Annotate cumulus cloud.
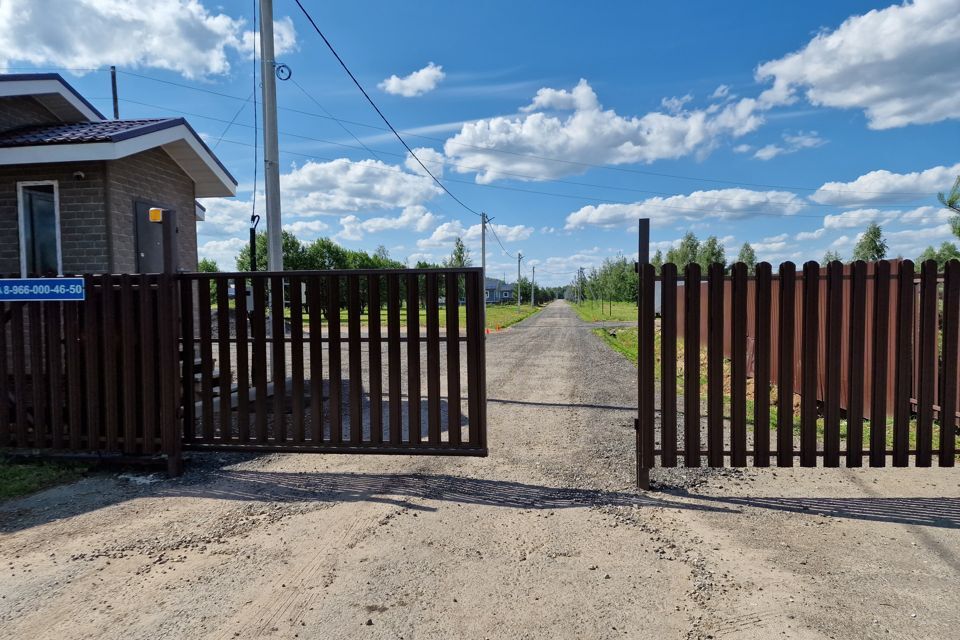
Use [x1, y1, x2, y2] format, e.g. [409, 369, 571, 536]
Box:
[280, 158, 442, 214]
[416, 220, 532, 250]
[564, 188, 805, 230]
[198, 237, 248, 268]
[823, 208, 899, 229]
[444, 79, 766, 184]
[283, 220, 329, 238]
[753, 131, 826, 161]
[337, 206, 441, 242]
[810, 162, 960, 206]
[755, 0, 960, 128]
[404, 147, 445, 177]
[379, 62, 445, 97]
[0, 0, 296, 79]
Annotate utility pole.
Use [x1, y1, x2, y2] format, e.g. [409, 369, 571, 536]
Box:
[259, 0, 283, 272]
[110, 66, 119, 119]
[531, 265, 536, 307]
[516, 252, 523, 312]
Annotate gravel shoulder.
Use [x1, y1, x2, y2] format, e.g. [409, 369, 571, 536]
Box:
[1, 300, 958, 639]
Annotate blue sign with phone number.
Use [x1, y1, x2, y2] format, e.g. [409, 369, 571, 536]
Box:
[0, 277, 86, 301]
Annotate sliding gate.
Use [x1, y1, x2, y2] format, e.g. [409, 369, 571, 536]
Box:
[179, 268, 487, 457]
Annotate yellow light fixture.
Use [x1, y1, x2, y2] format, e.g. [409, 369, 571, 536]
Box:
[148, 207, 164, 223]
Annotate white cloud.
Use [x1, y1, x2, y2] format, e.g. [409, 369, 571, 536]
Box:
[0, 0, 296, 79]
[899, 205, 954, 225]
[337, 206, 441, 242]
[733, 144, 753, 154]
[280, 158, 441, 214]
[283, 220, 329, 238]
[564, 188, 805, 229]
[753, 131, 826, 161]
[198, 237, 248, 269]
[379, 62, 445, 97]
[795, 228, 826, 241]
[810, 162, 960, 206]
[885, 224, 957, 257]
[444, 79, 766, 183]
[823, 208, 899, 229]
[404, 147, 445, 177]
[416, 220, 532, 250]
[660, 94, 693, 114]
[239, 16, 299, 58]
[711, 85, 731, 100]
[755, 0, 960, 128]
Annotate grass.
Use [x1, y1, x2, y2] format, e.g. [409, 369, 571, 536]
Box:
[572, 300, 638, 323]
[594, 326, 960, 454]
[265, 303, 542, 331]
[0, 458, 87, 501]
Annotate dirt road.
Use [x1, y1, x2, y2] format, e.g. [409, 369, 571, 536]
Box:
[2, 300, 958, 639]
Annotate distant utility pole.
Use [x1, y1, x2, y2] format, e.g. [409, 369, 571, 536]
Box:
[516, 252, 523, 312]
[259, 0, 283, 272]
[531, 265, 536, 307]
[110, 66, 119, 119]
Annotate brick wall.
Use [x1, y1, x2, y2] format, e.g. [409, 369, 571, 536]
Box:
[0, 162, 109, 274]
[0, 96, 57, 132]
[108, 147, 198, 272]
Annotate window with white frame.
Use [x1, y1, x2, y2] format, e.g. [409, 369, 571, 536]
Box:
[18, 181, 61, 277]
[485, 290, 490, 299]
[502, 290, 510, 299]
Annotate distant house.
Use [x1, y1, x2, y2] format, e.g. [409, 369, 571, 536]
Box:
[0, 73, 236, 276]
[485, 277, 515, 303]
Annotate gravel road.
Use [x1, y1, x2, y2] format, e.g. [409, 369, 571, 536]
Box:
[1, 300, 958, 639]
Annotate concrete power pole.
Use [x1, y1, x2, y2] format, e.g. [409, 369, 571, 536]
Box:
[259, 0, 283, 272]
[516, 252, 523, 312]
[531, 266, 536, 307]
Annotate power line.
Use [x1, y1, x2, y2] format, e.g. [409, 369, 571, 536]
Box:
[112, 68, 938, 198]
[291, 0, 481, 218]
[290, 77, 383, 161]
[211, 90, 254, 149]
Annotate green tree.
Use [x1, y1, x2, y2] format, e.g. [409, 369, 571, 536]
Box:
[736, 242, 757, 274]
[665, 232, 700, 267]
[937, 175, 960, 240]
[651, 249, 664, 274]
[198, 257, 219, 298]
[696, 235, 726, 269]
[852, 223, 888, 261]
[444, 237, 472, 267]
[917, 242, 960, 270]
[235, 231, 308, 270]
[823, 250, 842, 263]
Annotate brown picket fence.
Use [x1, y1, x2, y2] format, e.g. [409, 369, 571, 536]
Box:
[637, 259, 960, 475]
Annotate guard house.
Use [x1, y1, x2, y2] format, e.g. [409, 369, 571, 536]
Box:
[0, 73, 236, 276]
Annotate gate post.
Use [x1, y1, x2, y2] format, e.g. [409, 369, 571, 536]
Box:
[159, 273, 183, 476]
[636, 219, 653, 490]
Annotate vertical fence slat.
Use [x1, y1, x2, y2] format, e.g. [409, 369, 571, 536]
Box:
[638, 263, 656, 470]
[63, 299, 82, 450]
[158, 274, 180, 462]
[777, 262, 796, 467]
[327, 275, 342, 443]
[179, 277, 195, 443]
[445, 273, 461, 446]
[823, 261, 843, 467]
[252, 277, 268, 442]
[216, 277, 233, 442]
[387, 274, 402, 445]
[893, 261, 916, 466]
[120, 275, 137, 453]
[198, 277, 214, 442]
[407, 273, 422, 444]
[730, 263, 748, 467]
[683, 263, 701, 467]
[347, 275, 362, 445]
[368, 275, 383, 445]
[870, 260, 891, 467]
[137, 276, 157, 452]
[753, 263, 772, 467]
[847, 262, 867, 465]
[940, 260, 959, 466]
[660, 264, 678, 467]
[800, 262, 819, 467]
[706, 263, 725, 467]
[290, 277, 305, 444]
[0, 303, 7, 446]
[307, 276, 323, 443]
[270, 275, 287, 442]
[12, 303, 28, 447]
[426, 273, 441, 444]
[47, 301, 64, 450]
[465, 271, 481, 448]
[234, 277, 250, 442]
[916, 260, 938, 466]
[83, 277, 100, 450]
[29, 302, 46, 447]
[99, 276, 116, 451]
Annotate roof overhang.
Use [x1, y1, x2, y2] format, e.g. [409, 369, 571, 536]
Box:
[0, 74, 105, 122]
[0, 120, 237, 197]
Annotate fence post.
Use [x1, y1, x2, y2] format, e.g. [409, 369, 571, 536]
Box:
[636, 218, 652, 490]
[161, 273, 183, 476]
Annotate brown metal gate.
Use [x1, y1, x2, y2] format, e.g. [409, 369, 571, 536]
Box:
[178, 268, 487, 457]
[637, 257, 960, 485]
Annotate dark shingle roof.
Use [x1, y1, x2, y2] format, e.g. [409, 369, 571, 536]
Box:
[0, 118, 180, 148]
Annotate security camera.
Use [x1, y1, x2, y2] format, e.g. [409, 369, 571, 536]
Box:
[73, 171, 85, 180]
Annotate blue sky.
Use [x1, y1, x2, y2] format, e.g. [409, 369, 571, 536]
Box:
[2, 0, 958, 285]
